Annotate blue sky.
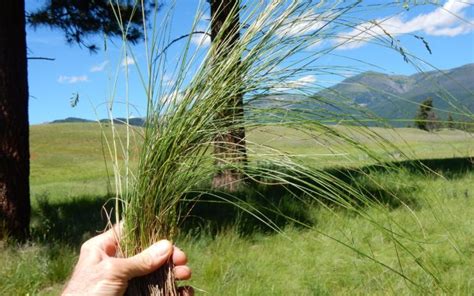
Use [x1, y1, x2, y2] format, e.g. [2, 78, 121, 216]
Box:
[26, 0, 474, 124]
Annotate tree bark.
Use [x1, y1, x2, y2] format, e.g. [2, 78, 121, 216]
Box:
[210, 0, 247, 191]
[0, 0, 31, 241]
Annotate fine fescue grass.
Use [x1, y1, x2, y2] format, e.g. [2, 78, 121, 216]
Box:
[181, 171, 474, 295]
[3, 1, 473, 294]
[0, 123, 472, 295]
[100, 1, 474, 293]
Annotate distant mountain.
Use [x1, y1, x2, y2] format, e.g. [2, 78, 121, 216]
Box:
[319, 63, 474, 125]
[50, 117, 145, 127]
[98, 117, 146, 127]
[247, 64, 473, 126]
[51, 117, 93, 124]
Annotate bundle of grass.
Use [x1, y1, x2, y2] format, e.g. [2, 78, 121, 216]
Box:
[101, 0, 472, 294]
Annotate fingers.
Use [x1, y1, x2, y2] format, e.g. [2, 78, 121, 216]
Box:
[172, 246, 191, 280]
[116, 240, 173, 279]
[178, 286, 194, 296]
[173, 247, 188, 265]
[174, 265, 192, 280]
[98, 233, 191, 282]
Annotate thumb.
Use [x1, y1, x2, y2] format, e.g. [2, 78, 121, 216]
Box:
[116, 240, 173, 279]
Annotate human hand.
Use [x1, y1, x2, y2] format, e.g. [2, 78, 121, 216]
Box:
[62, 224, 192, 296]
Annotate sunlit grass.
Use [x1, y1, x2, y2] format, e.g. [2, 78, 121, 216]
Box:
[2, 140, 473, 295]
[177, 168, 474, 295]
[19, 0, 474, 294]
[30, 123, 473, 193]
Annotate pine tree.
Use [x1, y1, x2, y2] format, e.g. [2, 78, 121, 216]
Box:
[415, 98, 436, 132]
[27, 0, 152, 52]
[447, 113, 455, 129]
[0, 1, 31, 241]
[209, 0, 247, 191]
[0, 0, 151, 240]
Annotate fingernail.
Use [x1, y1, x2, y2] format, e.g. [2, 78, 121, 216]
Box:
[152, 240, 172, 256]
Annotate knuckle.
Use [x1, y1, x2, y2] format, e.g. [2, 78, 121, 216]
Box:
[102, 258, 116, 272]
[80, 241, 92, 254]
[139, 252, 157, 271]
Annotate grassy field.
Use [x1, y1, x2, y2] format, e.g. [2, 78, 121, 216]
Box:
[1, 122, 473, 295]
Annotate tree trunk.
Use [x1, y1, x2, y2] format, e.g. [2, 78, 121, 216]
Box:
[210, 0, 247, 191]
[0, 0, 31, 241]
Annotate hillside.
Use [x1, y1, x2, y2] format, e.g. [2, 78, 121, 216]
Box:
[320, 63, 474, 125]
[50, 117, 145, 126]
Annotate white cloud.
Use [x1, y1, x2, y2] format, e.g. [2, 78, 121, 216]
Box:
[337, 0, 474, 50]
[90, 60, 109, 72]
[191, 28, 211, 47]
[276, 10, 326, 37]
[57, 75, 89, 84]
[189, 12, 211, 47]
[293, 75, 317, 86]
[121, 56, 135, 66]
[307, 39, 324, 50]
[273, 75, 317, 91]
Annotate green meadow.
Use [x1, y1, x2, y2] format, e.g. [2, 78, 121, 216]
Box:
[1, 122, 473, 295]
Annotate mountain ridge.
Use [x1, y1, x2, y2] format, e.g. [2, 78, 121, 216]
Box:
[318, 63, 474, 125]
[50, 117, 146, 126]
